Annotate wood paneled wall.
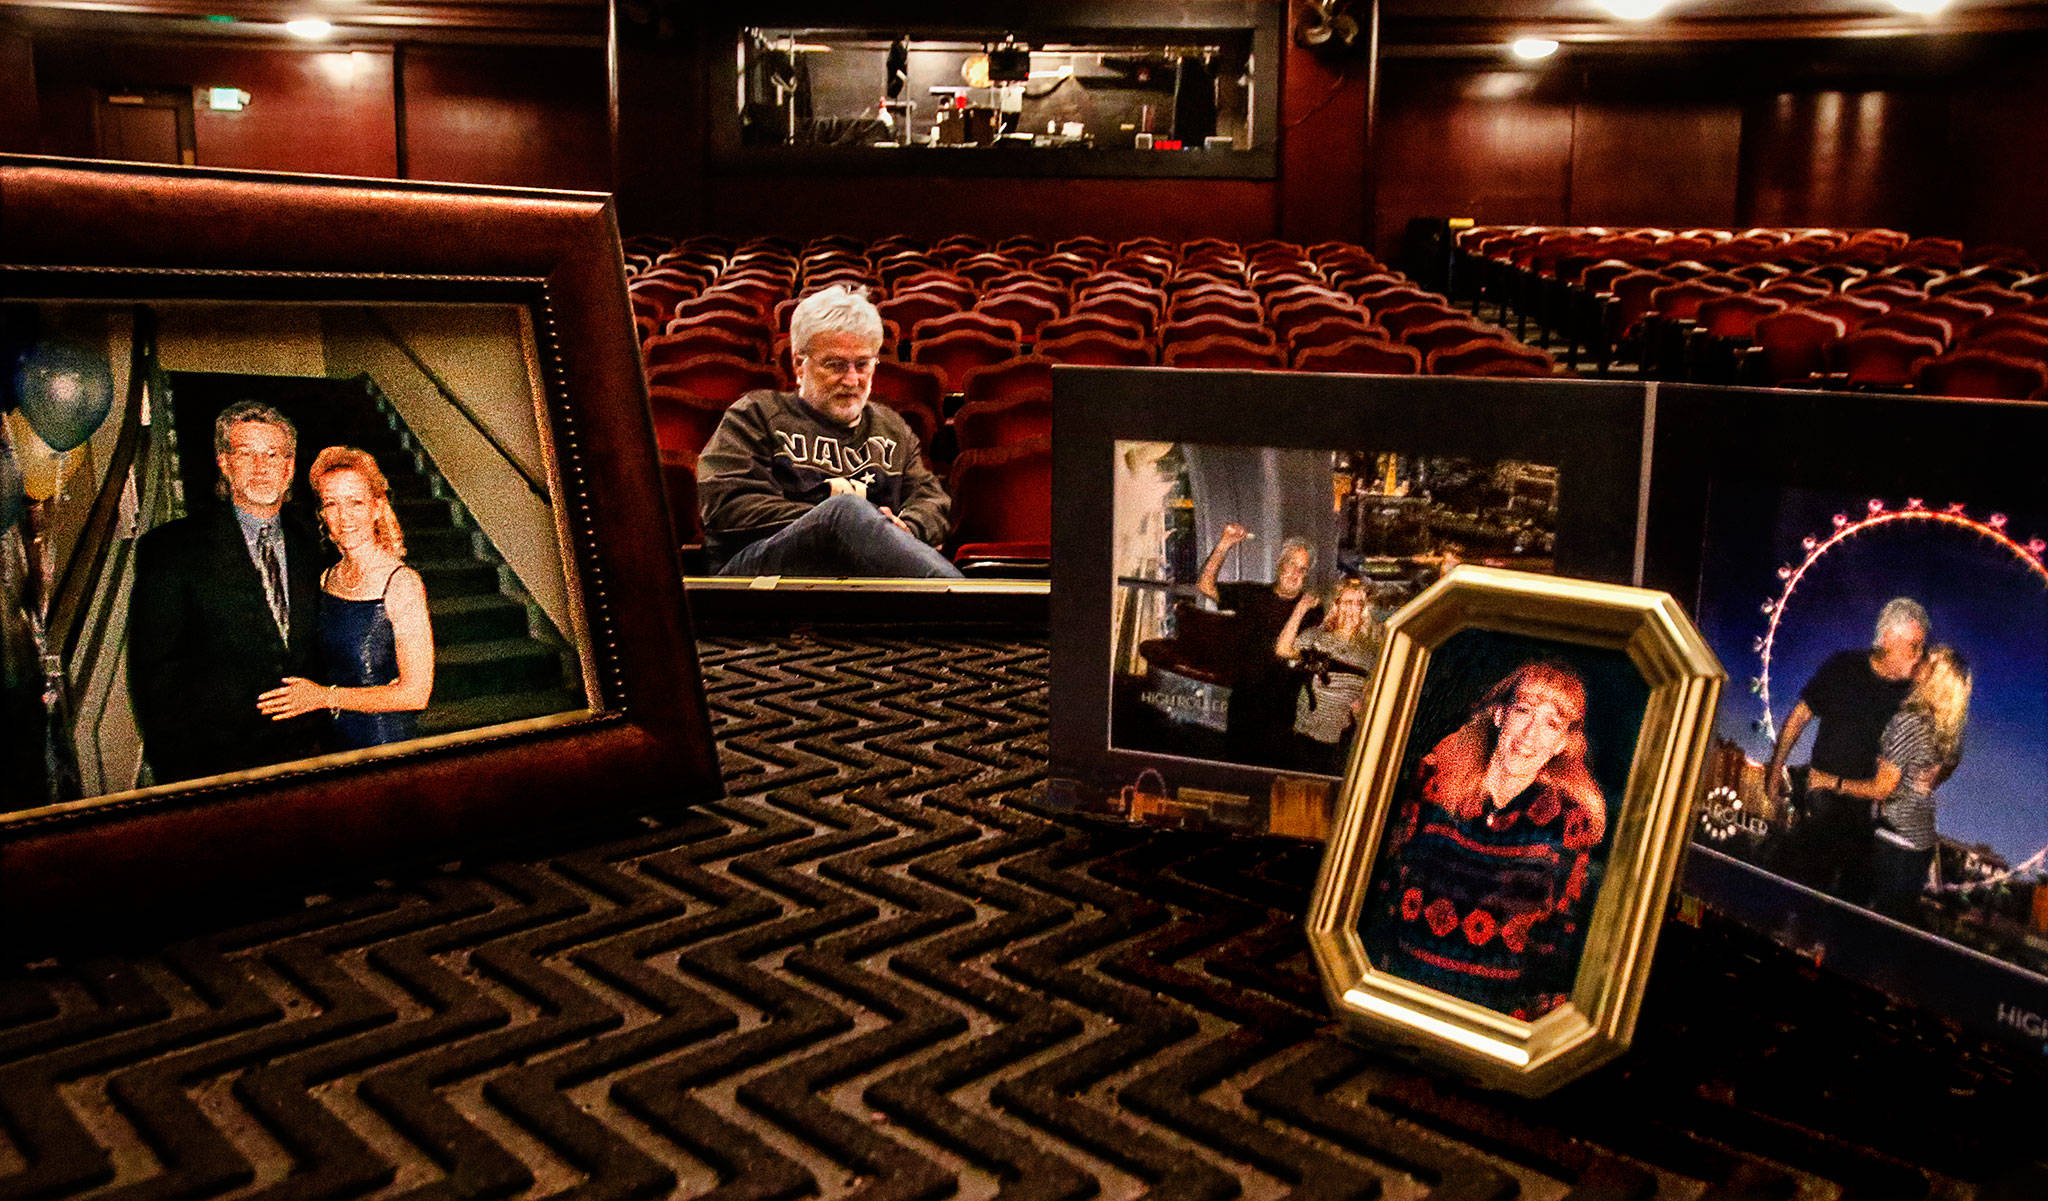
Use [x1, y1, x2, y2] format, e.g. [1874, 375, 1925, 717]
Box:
[1371, 37, 2048, 265]
[17, 34, 607, 193]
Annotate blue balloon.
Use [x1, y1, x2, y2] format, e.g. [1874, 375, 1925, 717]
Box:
[13, 342, 114, 453]
[0, 435, 23, 532]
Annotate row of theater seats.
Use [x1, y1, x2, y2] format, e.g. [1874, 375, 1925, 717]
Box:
[1453, 225, 2048, 399]
[623, 232, 1555, 567]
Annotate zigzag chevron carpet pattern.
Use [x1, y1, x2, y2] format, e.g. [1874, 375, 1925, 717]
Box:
[1, 628, 2040, 1201]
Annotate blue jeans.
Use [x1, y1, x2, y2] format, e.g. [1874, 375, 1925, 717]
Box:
[716, 493, 964, 578]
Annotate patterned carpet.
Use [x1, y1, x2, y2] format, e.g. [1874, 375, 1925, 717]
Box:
[1, 627, 2042, 1201]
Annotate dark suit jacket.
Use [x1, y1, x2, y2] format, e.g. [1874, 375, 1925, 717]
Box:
[127, 504, 328, 784]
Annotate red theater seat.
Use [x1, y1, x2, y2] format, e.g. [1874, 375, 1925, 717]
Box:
[1293, 337, 1423, 375]
[909, 310, 1024, 349]
[912, 329, 1020, 394]
[1902, 296, 1996, 339]
[1836, 329, 1945, 390]
[1037, 312, 1147, 344]
[1427, 341, 1555, 377]
[1865, 310, 1957, 347]
[1404, 319, 1511, 358]
[1962, 330, 2048, 361]
[1914, 350, 2048, 400]
[1162, 335, 1285, 369]
[647, 386, 728, 457]
[1169, 292, 1265, 324]
[645, 353, 780, 406]
[646, 327, 768, 370]
[1805, 293, 1892, 334]
[1072, 291, 1163, 332]
[973, 292, 1063, 342]
[1037, 330, 1155, 366]
[1376, 301, 1466, 339]
[953, 394, 1054, 453]
[1694, 292, 1790, 340]
[879, 291, 964, 339]
[867, 361, 945, 457]
[960, 356, 1053, 407]
[1286, 314, 1382, 359]
[948, 438, 1053, 565]
[1749, 309, 1847, 386]
[1161, 315, 1275, 349]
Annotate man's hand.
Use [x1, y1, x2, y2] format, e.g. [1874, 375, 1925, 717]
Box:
[878, 506, 913, 535]
[1218, 522, 1250, 549]
[258, 677, 329, 720]
[828, 476, 869, 499]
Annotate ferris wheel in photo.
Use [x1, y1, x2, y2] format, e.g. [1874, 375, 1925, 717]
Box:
[1750, 498, 2048, 743]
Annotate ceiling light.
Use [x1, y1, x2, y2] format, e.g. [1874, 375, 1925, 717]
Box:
[284, 18, 333, 39]
[1889, 0, 1950, 11]
[1511, 37, 1559, 60]
[1600, 0, 1668, 17]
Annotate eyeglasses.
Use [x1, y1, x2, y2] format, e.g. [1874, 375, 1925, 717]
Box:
[227, 448, 292, 465]
[811, 355, 879, 376]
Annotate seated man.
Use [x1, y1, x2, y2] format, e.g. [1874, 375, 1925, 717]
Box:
[698, 285, 964, 578]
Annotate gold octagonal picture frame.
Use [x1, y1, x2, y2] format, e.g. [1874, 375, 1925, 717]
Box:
[1306, 565, 1723, 1095]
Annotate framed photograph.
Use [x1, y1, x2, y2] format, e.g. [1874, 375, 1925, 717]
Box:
[1305, 566, 1723, 1095]
[0, 156, 719, 926]
[1646, 383, 2048, 1055]
[1046, 366, 1653, 838]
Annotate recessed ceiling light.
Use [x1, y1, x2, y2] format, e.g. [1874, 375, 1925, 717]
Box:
[1890, 0, 1950, 11]
[1600, 0, 1668, 17]
[1511, 37, 1560, 60]
[284, 18, 333, 39]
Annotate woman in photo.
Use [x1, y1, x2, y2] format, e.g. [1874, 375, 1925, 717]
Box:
[1274, 577, 1385, 775]
[1367, 659, 1607, 1020]
[1806, 644, 1971, 922]
[258, 446, 434, 748]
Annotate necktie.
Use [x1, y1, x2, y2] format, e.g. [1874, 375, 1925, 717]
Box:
[259, 526, 289, 640]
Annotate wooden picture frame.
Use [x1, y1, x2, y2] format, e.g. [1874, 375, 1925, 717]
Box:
[0, 156, 720, 927]
[1306, 566, 1722, 1095]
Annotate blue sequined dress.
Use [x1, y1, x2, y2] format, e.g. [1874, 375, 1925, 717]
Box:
[319, 565, 418, 749]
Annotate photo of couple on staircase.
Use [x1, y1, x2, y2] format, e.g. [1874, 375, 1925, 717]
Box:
[1, 299, 591, 812]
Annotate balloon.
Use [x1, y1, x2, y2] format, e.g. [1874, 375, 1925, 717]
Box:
[0, 434, 23, 531]
[2, 409, 81, 503]
[13, 341, 114, 453]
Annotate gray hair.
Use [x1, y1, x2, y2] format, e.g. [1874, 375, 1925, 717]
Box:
[1278, 536, 1318, 567]
[1872, 597, 1930, 649]
[213, 400, 297, 502]
[789, 284, 884, 358]
[213, 399, 296, 457]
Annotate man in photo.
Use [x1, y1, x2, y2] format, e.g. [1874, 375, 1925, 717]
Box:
[1197, 523, 1320, 763]
[128, 401, 327, 784]
[697, 285, 962, 578]
[1765, 596, 1930, 899]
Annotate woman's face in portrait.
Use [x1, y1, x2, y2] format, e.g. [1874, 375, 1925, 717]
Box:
[1331, 584, 1369, 634]
[1493, 682, 1576, 777]
[317, 468, 379, 553]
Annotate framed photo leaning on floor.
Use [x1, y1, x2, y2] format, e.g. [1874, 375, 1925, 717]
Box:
[0, 156, 720, 931]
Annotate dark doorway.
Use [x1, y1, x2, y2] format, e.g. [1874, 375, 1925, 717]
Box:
[95, 88, 195, 165]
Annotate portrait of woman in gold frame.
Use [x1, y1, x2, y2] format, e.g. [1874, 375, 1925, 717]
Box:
[1306, 566, 1722, 1095]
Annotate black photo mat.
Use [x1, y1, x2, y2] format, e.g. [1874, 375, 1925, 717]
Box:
[1047, 367, 1651, 834]
[1645, 383, 2048, 1054]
